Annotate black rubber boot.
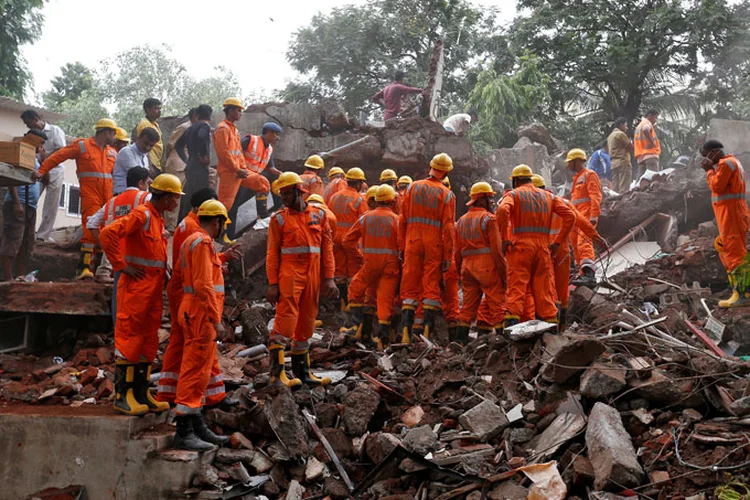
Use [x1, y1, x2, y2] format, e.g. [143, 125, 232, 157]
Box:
[269, 344, 302, 388]
[134, 363, 169, 413]
[399, 307, 415, 344]
[423, 308, 437, 340]
[191, 413, 229, 445]
[337, 283, 349, 311]
[291, 350, 331, 386]
[113, 361, 148, 416]
[342, 305, 364, 338]
[558, 307, 568, 333]
[361, 312, 376, 346]
[374, 322, 390, 350]
[256, 194, 269, 219]
[447, 324, 458, 343]
[503, 317, 519, 335]
[455, 325, 470, 345]
[172, 415, 215, 451]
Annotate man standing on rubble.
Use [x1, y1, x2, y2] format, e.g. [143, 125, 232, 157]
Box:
[567, 149, 602, 287]
[701, 140, 750, 308]
[324, 167, 346, 204]
[266, 172, 338, 387]
[176, 104, 213, 221]
[497, 165, 575, 329]
[608, 117, 634, 193]
[35, 118, 119, 280]
[300, 154, 325, 199]
[329, 168, 368, 308]
[399, 153, 456, 342]
[99, 174, 183, 416]
[136, 98, 164, 174]
[372, 70, 423, 121]
[634, 109, 661, 176]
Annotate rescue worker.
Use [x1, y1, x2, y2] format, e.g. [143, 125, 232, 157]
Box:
[396, 175, 411, 215]
[532, 175, 604, 330]
[328, 168, 368, 307]
[700, 140, 750, 308]
[215, 98, 271, 238]
[324, 167, 346, 204]
[365, 185, 379, 210]
[380, 170, 399, 213]
[567, 149, 602, 287]
[634, 109, 661, 175]
[266, 172, 337, 387]
[307, 194, 337, 236]
[172, 200, 233, 451]
[343, 184, 400, 349]
[239, 121, 283, 218]
[158, 188, 240, 410]
[439, 177, 460, 337]
[35, 118, 118, 280]
[300, 155, 325, 200]
[99, 174, 183, 416]
[399, 153, 456, 342]
[454, 182, 506, 344]
[497, 165, 575, 329]
[114, 128, 130, 152]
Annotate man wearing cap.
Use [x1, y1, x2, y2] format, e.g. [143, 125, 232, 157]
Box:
[136, 98, 164, 173]
[300, 154, 325, 200]
[566, 148, 602, 287]
[324, 167, 346, 205]
[214, 98, 271, 238]
[36, 118, 119, 279]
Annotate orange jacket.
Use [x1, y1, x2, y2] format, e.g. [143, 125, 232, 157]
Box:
[214, 120, 244, 174]
[328, 186, 367, 241]
[708, 155, 750, 229]
[243, 134, 273, 174]
[266, 204, 335, 286]
[39, 136, 116, 187]
[100, 202, 167, 273]
[309, 202, 337, 237]
[342, 206, 399, 264]
[550, 196, 600, 244]
[301, 171, 324, 199]
[454, 207, 504, 275]
[497, 183, 575, 245]
[180, 229, 225, 324]
[324, 177, 346, 205]
[398, 177, 456, 261]
[633, 118, 661, 159]
[102, 189, 149, 228]
[394, 190, 404, 214]
[173, 212, 200, 266]
[570, 169, 602, 219]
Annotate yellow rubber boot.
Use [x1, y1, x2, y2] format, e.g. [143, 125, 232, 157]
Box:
[399, 307, 415, 344]
[135, 363, 170, 413]
[76, 249, 95, 280]
[269, 345, 302, 389]
[113, 361, 149, 416]
[291, 350, 331, 386]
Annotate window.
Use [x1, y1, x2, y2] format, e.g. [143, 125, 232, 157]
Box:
[67, 185, 81, 216]
[58, 183, 66, 208]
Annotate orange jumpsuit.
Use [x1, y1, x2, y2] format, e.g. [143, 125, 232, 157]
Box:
[441, 258, 460, 324]
[343, 207, 400, 324]
[39, 137, 117, 249]
[329, 186, 367, 282]
[455, 207, 506, 328]
[324, 177, 347, 205]
[399, 177, 456, 310]
[174, 229, 225, 415]
[158, 212, 226, 405]
[267, 203, 335, 350]
[101, 190, 150, 228]
[215, 120, 270, 211]
[570, 169, 602, 271]
[100, 202, 167, 362]
[497, 184, 575, 321]
[301, 171, 324, 200]
[708, 155, 750, 273]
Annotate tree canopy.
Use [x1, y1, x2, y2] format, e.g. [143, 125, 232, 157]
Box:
[0, 0, 45, 100]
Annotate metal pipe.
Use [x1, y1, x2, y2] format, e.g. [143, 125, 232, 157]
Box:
[319, 136, 373, 159]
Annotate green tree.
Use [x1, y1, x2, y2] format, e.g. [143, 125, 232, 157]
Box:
[55, 89, 108, 139]
[42, 62, 96, 109]
[284, 0, 508, 115]
[0, 0, 45, 99]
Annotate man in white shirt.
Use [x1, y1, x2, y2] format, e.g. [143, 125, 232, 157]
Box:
[443, 110, 477, 136]
[21, 110, 68, 243]
[112, 128, 160, 194]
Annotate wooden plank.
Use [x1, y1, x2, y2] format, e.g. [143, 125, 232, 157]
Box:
[0, 161, 35, 187]
[0, 282, 112, 316]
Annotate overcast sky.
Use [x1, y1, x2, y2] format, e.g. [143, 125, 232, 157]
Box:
[22, 0, 516, 104]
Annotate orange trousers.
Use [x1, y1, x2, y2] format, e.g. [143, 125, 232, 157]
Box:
[553, 245, 572, 307]
[269, 256, 320, 351]
[218, 168, 270, 213]
[157, 286, 224, 405]
[459, 258, 505, 326]
[334, 238, 363, 282]
[349, 259, 400, 323]
[476, 296, 504, 329]
[715, 202, 749, 273]
[401, 237, 443, 309]
[81, 182, 111, 246]
[571, 228, 596, 271]
[505, 239, 557, 320]
[174, 296, 218, 413]
[114, 269, 164, 362]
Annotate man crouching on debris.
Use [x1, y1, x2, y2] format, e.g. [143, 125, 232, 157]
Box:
[172, 200, 233, 451]
[266, 172, 338, 388]
[100, 174, 183, 416]
[701, 140, 750, 308]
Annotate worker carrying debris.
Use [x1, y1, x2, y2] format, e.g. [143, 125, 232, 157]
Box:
[35, 118, 119, 280]
[266, 172, 338, 388]
[701, 139, 750, 308]
[300, 154, 325, 200]
[399, 153, 456, 342]
[172, 200, 235, 451]
[497, 165, 575, 330]
[99, 173, 183, 416]
[566, 148, 603, 287]
[455, 182, 506, 343]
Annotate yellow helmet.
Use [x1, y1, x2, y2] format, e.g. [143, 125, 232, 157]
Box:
[150, 173, 185, 195]
[430, 152, 454, 172]
[510, 164, 533, 180]
[115, 127, 130, 142]
[375, 184, 397, 202]
[397, 175, 413, 187]
[366, 185, 379, 201]
[93, 118, 118, 131]
[531, 174, 546, 188]
[379, 169, 398, 182]
[222, 97, 245, 110]
[304, 154, 325, 170]
[467, 181, 496, 206]
[442, 177, 451, 189]
[275, 171, 304, 192]
[566, 148, 587, 162]
[345, 167, 366, 181]
[307, 194, 325, 204]
[328, 166, 345, 179]
[197, 199, 231, 224]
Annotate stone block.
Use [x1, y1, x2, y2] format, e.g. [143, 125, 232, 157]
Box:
[365, 432, 401, 464]
[402, 425, 438, 456]
[580, 363, 627, 399]
[586, 402, 644, 490]
[540, 334, 605, 383]
[342, 385, 380, 436]
[458, 399, 509, 441]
